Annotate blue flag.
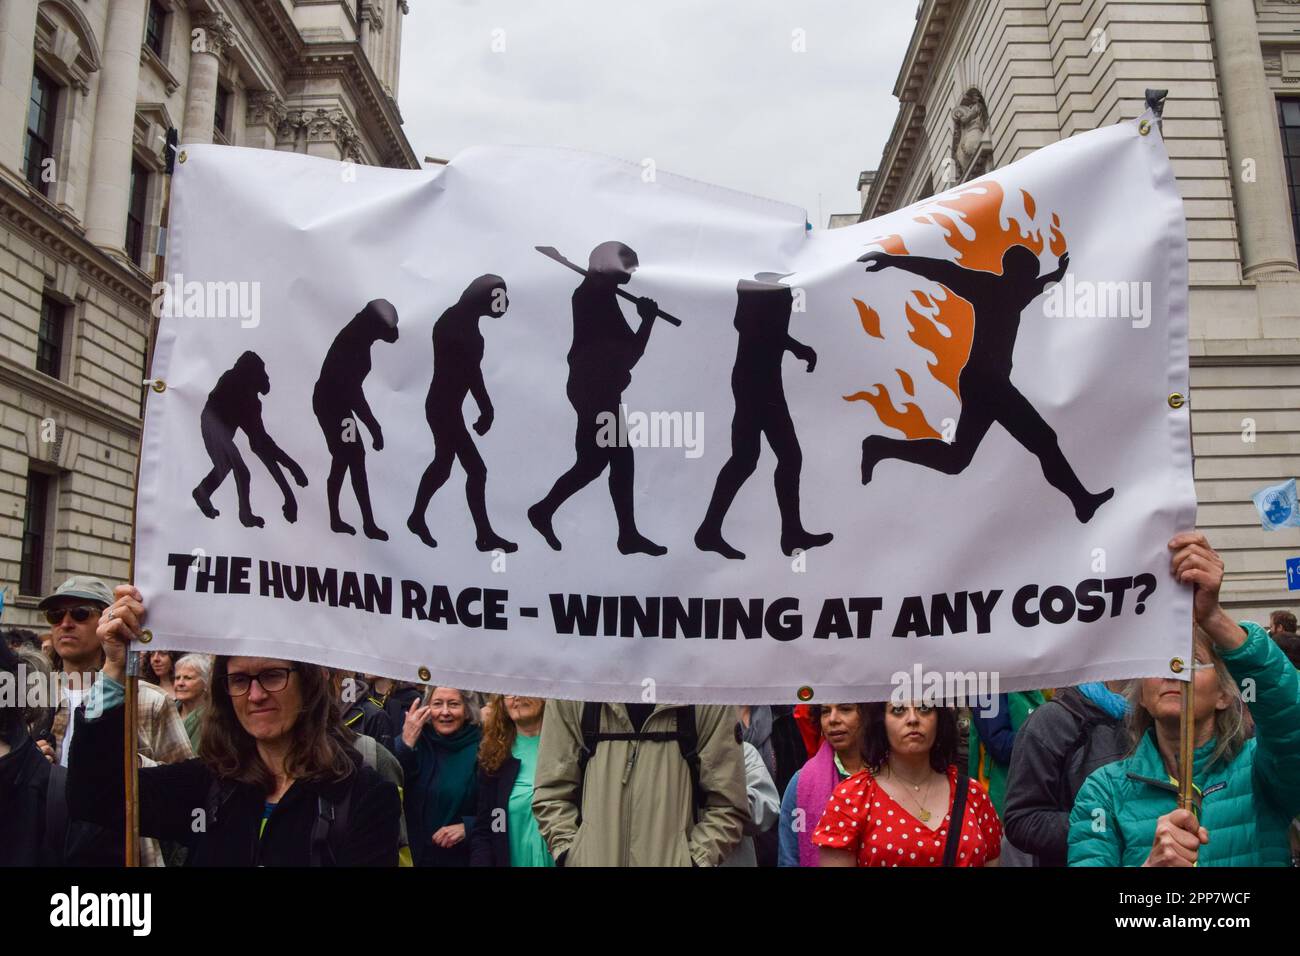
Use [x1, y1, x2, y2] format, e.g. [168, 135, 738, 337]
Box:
[1252, 478, 1300, 530]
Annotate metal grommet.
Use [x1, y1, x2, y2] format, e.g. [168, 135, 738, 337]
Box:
[178, 150, 188, 164]
[138, 629, 154, 644]
[1169, 657, 1184, 674]
[151, 380, 166, 393]
[417, 665, 431, 682]
[1139, 119, 1151, 136]
[796, 685, 814, 702]
[1167, 392, 1185, 409]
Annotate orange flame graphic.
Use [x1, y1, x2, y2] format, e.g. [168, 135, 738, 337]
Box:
[846, 181, 1068, 438]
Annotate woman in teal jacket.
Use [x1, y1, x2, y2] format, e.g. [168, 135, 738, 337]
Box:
[1068, 532, 1300, 866]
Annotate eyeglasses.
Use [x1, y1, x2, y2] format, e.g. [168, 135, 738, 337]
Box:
[43, 605, 98, 626]
[223, 667, 296, 697]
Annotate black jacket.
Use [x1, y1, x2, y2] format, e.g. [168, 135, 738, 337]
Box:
[0, 734, 59, 866]
[469, 757, 520, 867]
[1002, 687, 1130, 866]
[344, 696, 397, 754]
[68, 700, 400, 866]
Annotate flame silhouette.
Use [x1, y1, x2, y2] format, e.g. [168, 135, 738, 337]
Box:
[846, 181, 1068, 438]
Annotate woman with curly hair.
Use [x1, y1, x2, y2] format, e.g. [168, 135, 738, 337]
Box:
[814, 700, 1002, 867]
[470, 694, 553, 867]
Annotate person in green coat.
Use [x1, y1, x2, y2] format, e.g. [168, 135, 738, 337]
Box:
[968, 690, 1045, 818]
[1068, 532, 1300, 866]
[174, 654, 211, 756]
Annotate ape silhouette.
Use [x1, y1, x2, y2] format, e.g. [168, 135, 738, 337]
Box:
[695, 274, 833, 559]
[857, 247, 1114, 523]
[192, 351, 308, 527]
[407, 275, 516, 553]
[312, 298, 399, 540]
[528, 241, 666, 555]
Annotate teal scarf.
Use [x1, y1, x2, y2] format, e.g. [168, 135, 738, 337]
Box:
[420, 723, 481, 833]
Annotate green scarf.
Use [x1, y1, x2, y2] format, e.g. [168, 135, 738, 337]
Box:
[420, 723, 481, 834]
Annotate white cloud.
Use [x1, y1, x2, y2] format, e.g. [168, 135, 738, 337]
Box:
[397, 0, 917, 224]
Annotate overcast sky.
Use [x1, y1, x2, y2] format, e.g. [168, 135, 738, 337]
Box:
[397, 1, 919, 225]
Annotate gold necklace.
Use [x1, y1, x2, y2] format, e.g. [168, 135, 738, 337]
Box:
[888, 763, 935, 822]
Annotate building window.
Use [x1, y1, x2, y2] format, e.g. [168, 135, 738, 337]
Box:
[20, 470, 53, 597]
[145, 1, 167, 58]
[126, 160, 149, 266]
[23, 67, 58, 195]
[214, 85, 230, 138]
[1281, 99, 1300, 251]
[36, 295, 65, 378]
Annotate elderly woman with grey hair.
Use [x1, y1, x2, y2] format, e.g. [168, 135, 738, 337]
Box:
[1068, 532, 1300, 866]
[173, 654, 212, 755]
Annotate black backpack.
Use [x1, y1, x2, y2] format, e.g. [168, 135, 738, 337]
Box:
[575, 703, 704, 823]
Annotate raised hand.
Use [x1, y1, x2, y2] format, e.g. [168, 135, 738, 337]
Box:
[402, 696, 432, 748]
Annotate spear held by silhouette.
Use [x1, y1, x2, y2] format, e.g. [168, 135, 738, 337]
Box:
[534, 245, 682, 326]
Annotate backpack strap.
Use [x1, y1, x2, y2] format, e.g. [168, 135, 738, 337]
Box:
[942, 771, 971, 867]
[44, 763, 68, 861]
[355, 733, 377, 771]
[675, 706, 703, 824]
[574, 702, 603, 825]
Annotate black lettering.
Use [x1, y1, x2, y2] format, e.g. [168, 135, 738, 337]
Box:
[602, 596, 619, 637]
[284, 565, 306, 602]
[969, 589, 1002, 634]
[339, 572, 365, 611]
[812, 599, 854, 639]
[402, 580, 428, 620]
[721, 598, 763, 640]
[550, 593, 600, 636]
[848, 597, 882, 638]
[483, 589, 507, 630]
[1104, 576, 1133, 616]
[307, 566, 338, 606]
[1074, 578, 1105, 623]
[704, 598, 721, 640]
[1012, 584, 1039, 627]
[929, 591, 967, 636]
[664, 597, 703, 639]
[259, 560, 282, 599]
[195, 555, 227, 594]
[229, 556, 252, 595]
[167, 553, 192, 591]
[620, 596, 660, 638]
[427, 586, 457, 625]
[766, 597, 801, 641]
[892, 596, 930, 637]
[364, 574, 392, 615]
[456, 588, 483, 628]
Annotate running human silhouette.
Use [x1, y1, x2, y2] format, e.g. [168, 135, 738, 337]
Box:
[528, 241, 667, 555]
[407, 275, 517, 553]
[857, 246, 1113, 523]
[312, 298, 399, 540]
[695, 273, 833, 559]
[192, 351, 308, 527]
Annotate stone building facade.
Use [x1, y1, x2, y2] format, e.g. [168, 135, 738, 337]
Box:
[0, 0, 416, 629]
[855, 0, 1300, 623]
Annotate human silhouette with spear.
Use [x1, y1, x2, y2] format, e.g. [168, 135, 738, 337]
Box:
[857, 246, 1113, 522]
[528, 241, 675, 555]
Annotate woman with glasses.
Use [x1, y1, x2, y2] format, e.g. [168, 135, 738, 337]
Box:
[470, 694, 553, 867]
[813, 701, 1002, 867]
[64, 585, 401, 866]
[396, 686, 481, 866]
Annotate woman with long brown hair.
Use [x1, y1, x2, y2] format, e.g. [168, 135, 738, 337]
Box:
[65, 585, 401, 866]
[470, 694, 553, 866]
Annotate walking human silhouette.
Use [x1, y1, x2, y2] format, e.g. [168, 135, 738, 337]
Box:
[857, 246, 1114, 522]
[312, 298, 399, 540]
[528, 241, 667, 555]
[192, 351, 308, 527]
[407, 275, 517, 553]
[695, 273, 834, 559]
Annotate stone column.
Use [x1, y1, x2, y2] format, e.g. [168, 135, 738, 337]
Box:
[0, 0, 40, 178]
[1207, 0, 1299, 279]
[182, 11, 235, 145]
[245, 92, 286, 151]
[84, 0, 148, 252]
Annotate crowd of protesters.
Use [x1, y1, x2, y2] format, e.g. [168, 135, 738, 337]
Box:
[2, 531, 1298, 868]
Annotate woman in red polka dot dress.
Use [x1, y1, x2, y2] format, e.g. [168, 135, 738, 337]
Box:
[813, 701, 1002, 867]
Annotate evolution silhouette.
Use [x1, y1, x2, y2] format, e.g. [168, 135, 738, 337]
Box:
[192, 351, 308, 527]
[312, 298, 399, 540]
[528, 241, 667, 556]
[857, 247, 1114, 522]
[408, 275, 517, 553]
[695, 273, 834, 559]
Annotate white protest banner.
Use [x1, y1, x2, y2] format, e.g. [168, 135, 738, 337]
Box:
[137, 112, 1194, 702]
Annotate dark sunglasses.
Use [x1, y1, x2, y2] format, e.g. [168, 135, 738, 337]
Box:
[43, 605, 99, 625]
[223, 666, 297, 697]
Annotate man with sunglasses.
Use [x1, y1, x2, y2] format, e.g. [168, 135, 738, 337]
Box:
[39, 576, 192, 866]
